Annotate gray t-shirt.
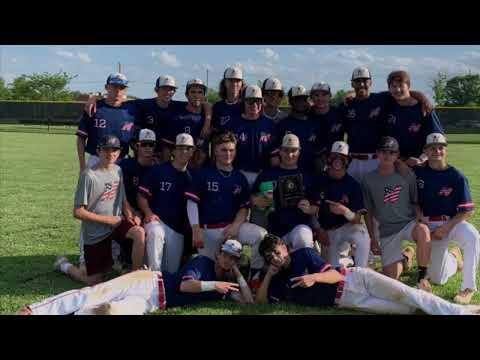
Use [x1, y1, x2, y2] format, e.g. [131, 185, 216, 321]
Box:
[74, 165, 126, 245]
[264, 109, 289, 125]
[362, 169, 417, 238]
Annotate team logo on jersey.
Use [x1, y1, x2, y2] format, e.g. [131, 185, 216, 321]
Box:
[438, 187, 453, 197]
[133, 176, 139, 186]
[308, 134, 316, 142]
[101, 181, 119, 202]
[330, 123, 342, 133]
[369, 107, 381, 119]
[409, 123, 422, 133]
[387, 114, 396, 125]
[260, 132, 272, 143]
[121, 122, 134, 131]
[383, 185, 402, 204]
[233, 185, 242, 195]
[239, 132, 248, 142]
[340, 194, 349, 205]
[220, 116, 230, 126]
[417, 179, 425, 189]
[347, 109, 356, 119]
[146, 116, 155, 125]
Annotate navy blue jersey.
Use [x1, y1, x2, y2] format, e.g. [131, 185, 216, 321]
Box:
[223, 114, 277, 173]
[185, 166, 250, 225]
[310, 173, 366, 230]
[267, 248, 339, 307]
[414, 165, 475, 218]
[135, 98, 186, 143]
[252, 167, 314, 237]
[164, 255, 224, 307]
[118, 157, 153, 212]
[383, 101, 444, 159]
[138, 162, 192, 233]
[338, 92, 390, 154]
[274, 115, 319, 172]
[309, 106, 345, 155]
[163, 105, 206, 146]
[212, 100, 242, 131]
[76, 99, 138, 157]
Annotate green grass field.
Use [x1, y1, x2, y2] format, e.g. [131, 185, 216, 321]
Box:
[0, 130, 479, 315]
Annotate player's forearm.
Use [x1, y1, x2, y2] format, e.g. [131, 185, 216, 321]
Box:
[255, 273, 272, 304]
[313, 269, 344, 284]
[235, 270, 254, 304]
[445, 211, 473, 233]
[122, 199, 134, 218]
[179, 279, 217, 293]
[77, 136, 86, 170]
[137, 195, 154, 218]
[73, 206, 119, 225]
[365, 212, 376, 242]
[233, 207, 249, 226]
[307, 204, 319, 217]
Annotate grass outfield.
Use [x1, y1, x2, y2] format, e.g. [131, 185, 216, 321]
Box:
[0, 131, 479, 315]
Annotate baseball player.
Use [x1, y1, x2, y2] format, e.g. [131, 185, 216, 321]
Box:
[185, 131, 267, 273]
[162, 78, 210, 168]
[19, 240, 253, 315]
[255, 233, 480, 315]
[383, 70, 444, 169]
[362, 136, 432, 291]
[308, 82, 344, 174]
[307, 141, 370, 268]
[221, 85, 277, 187]
[55, 135, 146, 286]
[261, 77, 289, 124]
[212, 66, 244, 132]
[273, 85, 318, 173]
[414, 133, 480, 304]
[137, 133, 195, 273]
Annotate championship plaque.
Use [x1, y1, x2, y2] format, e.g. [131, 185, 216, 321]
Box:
[276, 174, 304, 208]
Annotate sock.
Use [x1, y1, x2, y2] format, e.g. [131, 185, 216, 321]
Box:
[417, 266, 428, 282]
[60, 262, 73, 274]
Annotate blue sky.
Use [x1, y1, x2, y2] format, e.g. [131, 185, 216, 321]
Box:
[1, 45, 480, 103]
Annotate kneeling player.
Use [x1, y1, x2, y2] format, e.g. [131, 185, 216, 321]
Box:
[256, 234, 480, 315]
[19, 240, 252, 315]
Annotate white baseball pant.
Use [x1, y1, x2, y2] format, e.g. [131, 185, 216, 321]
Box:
[427, 220, 480, 291]
[145, 220, 184, 274]
[282, 224, 315, 251]
[338, 267, 470, 315]
[325, 223, 370, 267]
[28, 270, 162, 315]
[198, 222, 267, 269]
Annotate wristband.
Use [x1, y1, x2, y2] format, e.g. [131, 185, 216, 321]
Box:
[344, 209, 355, 222]
[200, 281, 216, 292]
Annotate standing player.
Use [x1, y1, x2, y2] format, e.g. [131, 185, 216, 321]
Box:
[185, 131, 267, 273]
[307, 141, 370, 268]
[137, 134, 195, 273]
[362, 137, 432, 291]
[19, 240, 253, 315]
[383, 70, 444, 169]
[212, 66, 244, 132]
[261, 77, 289, 124]
[55, 135, 146, 286]
[255, 233, 480, 315]
[415, 133, 480, 304]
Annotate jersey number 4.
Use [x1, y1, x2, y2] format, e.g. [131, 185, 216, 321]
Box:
[207, 181, 219, 192]
[160, 182, 172, 191]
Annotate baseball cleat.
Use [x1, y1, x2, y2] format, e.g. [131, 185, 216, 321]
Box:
[417, 278, 432, 293]
[454, 289, 475, 305]
[53, 256, 69, 272]
[449, 247, 464, 272]
[402, 246, 415, 272]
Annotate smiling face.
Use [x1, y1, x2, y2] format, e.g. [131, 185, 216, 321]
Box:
[279, 147, 300, 167]
[311, 90, 331, 109]
[187, 85, 206, 108]
[377, 149, 399, 166]
[156, 86, 176, 103]
[263, 90, 283, 108]
[172, 145, 194, 165]
[214, 141, 236, 167]
[425, 144, 447, 162]
[290, 96, 310, 113]
[216, 251, 239, 272]
[225, 78, 243, 99]
[264, 242, 290, 269]
[98, 147, 121, 165]
[389, 79, 411, 101]
[327, 153, 349, 177]
[105, 84, 127, 103]
[136, 141, 155, 159]
[243, 98, 263, 118]
[351, 78, 371, 99]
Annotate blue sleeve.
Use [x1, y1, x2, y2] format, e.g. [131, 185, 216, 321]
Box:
[138, 166, 157, 198]
[180, 258, 203, 282]
[76, 112, 90, 138]
[306, 249, 332, 274]
[239, 174, 251, 208]
[350, 180, 365, 212]
[456, 174, 475, 213]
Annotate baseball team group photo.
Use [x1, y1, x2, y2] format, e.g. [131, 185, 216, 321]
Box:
[1, 44, 479, 316]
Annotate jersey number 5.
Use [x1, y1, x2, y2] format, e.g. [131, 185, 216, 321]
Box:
[207, 182, 219, 192]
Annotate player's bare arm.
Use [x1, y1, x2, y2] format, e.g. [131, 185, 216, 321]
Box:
[200, 102, 213, 139]
[137, 194, 160, 223]
[290, 269, 344, 288]
[84, 93, 103, 116]
[232, 264, 254, 304]
[179, 279, 239, 294]
[73, 206, 123, 227]
[77, 136, 87, 173]
[432, 210, 474, 240]
[297, 199, 315, 215]
[191, 225, 205, 249]
[123, 199, 141, 226]
[365, 211, 382, 255]
[325, 200, 362, 223]
[223, 207, 249, 241]
[255, 264, 280, 304]
[251, 194, 273, 209]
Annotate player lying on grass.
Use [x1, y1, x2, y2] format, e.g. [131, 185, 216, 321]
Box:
[255, 233, 480, 315]
[18, 240, 253, 315]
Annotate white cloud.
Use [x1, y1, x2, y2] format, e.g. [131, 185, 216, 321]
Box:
[258, 48, 279, 61]
[459, 51, 480, 70]
[153, 50, 181, 68]
[305, 47, 316, 55]
[56, 49, 92, 63]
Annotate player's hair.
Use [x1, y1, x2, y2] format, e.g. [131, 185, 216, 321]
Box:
[219, 78, 245, 101]
[91, 303, 114, 315]
[387, 70, 411, 88]
[185, 84, 207, 98]
[212, 131, 238, 148]
[258, 233, 283, 261]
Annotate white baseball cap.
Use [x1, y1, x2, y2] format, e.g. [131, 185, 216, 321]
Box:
[187, 78, 206, 88]
[138, 129, 156, 142]
[175, 133, 194, 147]
[425, 133, 448, 148]
[290, 85, 308, 97]
[331, 141, 349, 156]
[281, 134, 301, 149]
[221, 239, 243, 258]
[351, 67, 371, 80]
[311, 82, 331, 94]
[244, 85, 263, 99]
[156, 75, 177, 89]
[224, 66, 243, 80]
[263, 77, 283, 91]
[106, 73, 128, 87]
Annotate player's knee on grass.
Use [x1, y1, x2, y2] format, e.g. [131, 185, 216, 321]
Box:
[413, 223, 431, 244]
[383, 261, 403, 280]
[291, 225, 314, 249]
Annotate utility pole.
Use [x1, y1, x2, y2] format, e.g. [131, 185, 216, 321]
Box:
[206, 68, 209, 89]
[118, 62, 122, 73]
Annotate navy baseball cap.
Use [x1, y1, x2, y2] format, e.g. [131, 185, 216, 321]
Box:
[106, 73, 128, 87]
[98, 135, 121, 149]
[377, 136, 399, 152]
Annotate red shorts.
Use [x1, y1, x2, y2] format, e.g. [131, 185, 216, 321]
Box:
[84, 220, 136, 276]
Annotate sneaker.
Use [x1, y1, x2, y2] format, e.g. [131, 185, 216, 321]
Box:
[417, 278, 432, 293]
[53, 256, 69, 272]
[449, 247, 464, 272]
[402, 246, 415, 272]
[454, 289, 475, 305]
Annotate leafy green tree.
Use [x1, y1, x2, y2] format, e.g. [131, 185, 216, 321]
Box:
[444, 73, 480, 106]
[206, 87, 221, 103]
[430, 71, 448, 106]
[0, 77, 11, 99]
[331, 89, 349, 106]
[9, 72, 77, 101]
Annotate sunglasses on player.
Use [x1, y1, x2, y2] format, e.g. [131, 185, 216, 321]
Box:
[245, 98, 263, 105]
[139, 142, 156, 148]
